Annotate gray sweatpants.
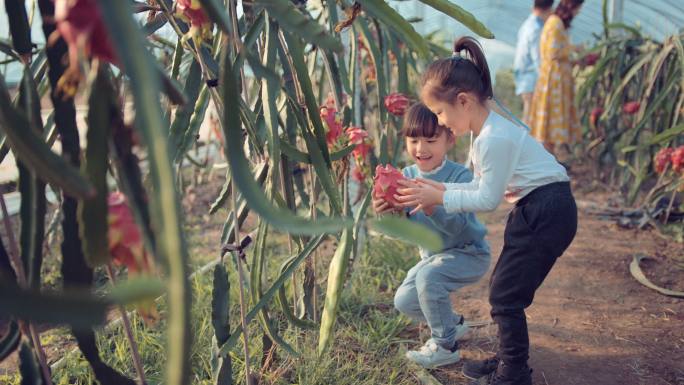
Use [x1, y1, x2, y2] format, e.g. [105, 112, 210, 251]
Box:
[394, 244, 490, 348]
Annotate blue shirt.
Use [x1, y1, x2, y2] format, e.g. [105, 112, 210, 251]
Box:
[403, 159, 489, 259]
[514, 14, 544, 95]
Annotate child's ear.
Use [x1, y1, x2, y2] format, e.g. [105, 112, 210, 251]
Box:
[456, 92, 469, 107]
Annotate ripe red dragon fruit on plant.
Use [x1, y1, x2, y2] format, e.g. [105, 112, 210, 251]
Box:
[54, 0, 118, 64]
[108, 191, 159, 324]
[351, 166, 366, 183]
[373, 164, 407, 207]
[583, 52, 599, 66]
[590, 107, 603, 127]
[53, 0, 117, 95]
[654, 147, 674, 174]
[176, 0, 213, 40]
[320, 105, 343, 145]
[323, 91, 348, 109]
[346, 126, 372, 160]
[384, 93, 410, 116]
[623, 101, 640, 114]
[108, 192, 151, 275]
[671, 145, 684, 172]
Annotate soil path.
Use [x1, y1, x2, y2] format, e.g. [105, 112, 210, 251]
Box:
[429, 188, 684, 385]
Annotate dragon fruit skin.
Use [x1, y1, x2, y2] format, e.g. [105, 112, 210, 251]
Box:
[373, 164, 407, 207]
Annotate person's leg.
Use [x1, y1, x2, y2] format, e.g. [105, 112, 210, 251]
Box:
[490, 184, 577, 381]
[464, 183, 577, 382]
[394, 259, 428, 322]
[394, 260, 426, 322]
[406, 251, 489, 368]
[414, 252, 489, 349]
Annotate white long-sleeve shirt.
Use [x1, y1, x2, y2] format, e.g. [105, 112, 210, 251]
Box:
[443, 110, 569, 213]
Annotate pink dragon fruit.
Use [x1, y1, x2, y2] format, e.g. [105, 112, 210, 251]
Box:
[373, 164, 407, 207]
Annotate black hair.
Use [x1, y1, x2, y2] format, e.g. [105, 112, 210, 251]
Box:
[555, 0, 584, 29]
[422, 36, 493, 104]
[402, 103, 451, 138]
[535, 0, 554, 10]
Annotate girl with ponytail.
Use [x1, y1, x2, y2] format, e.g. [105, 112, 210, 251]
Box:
[395, 36, 578, 385]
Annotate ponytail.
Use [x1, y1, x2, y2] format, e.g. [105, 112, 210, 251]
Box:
[422, 36, 493, 103]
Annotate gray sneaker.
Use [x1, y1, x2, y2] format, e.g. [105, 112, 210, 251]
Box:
[405, 339, 460, 368]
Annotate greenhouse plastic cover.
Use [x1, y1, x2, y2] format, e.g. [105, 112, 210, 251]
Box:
[1, 0, 683, 82]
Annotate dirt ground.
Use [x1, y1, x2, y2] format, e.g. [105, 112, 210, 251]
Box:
[425, 184, 684, 385]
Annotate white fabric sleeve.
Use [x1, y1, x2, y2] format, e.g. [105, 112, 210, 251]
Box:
[442, 137, 517, 213]
[443, 178, 479, 191]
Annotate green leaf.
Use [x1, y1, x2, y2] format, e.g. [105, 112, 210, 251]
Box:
[16, 67, 46, 289]
[629, 74, 679, 141]
[209, 172, 232, 215]
[175, 84, 210, 162]
[158, 62, 188, 106]
[604, 53, 653, 111]
[321, 49, 347, 106]
[72, 329, 137, 385]
[198, 0, 232, 35]
[221, 45, 350, 234]
[630, 255, 684, 298]
[254, 0, 343, 52]
[0, 76, 95, 199]
[280, 32, 333, 165]
[211, 263, 231, 344]
[418, 0, 494, 39]
[0, 282, 108, 329]
[78, 67, 113, 268]
[170, 59, 203, 159]
[210, 263, 233, 385]
[261, 18, 281, 179]
[277, 254, 317, 330]
[143, 12, 168, 35]
[300, 128, 344, 214]
[107, 277, 166, 304]
[110, 116, 157, 258]
[0, 320, 20, 361]
[219, 234, 325, 355]
[606, 22, 642, 37]
[356, 20, 388, 128]
[318, 225, 353, 355]
[0, 38, 20, 60]
[280, 139, 355, 163]
[18, 341, 42, 385]
[280, 139, 310, 163]
[96, 2, 192, 384]
[648, 123, 684, 145]
[356, 0, 430, 58]
[620, 145, 638, 154]
[369, 216, 443, 252]
[280, 89, 342, 214]
[4, 0, 33, 55]
[249, 221, 300, 356]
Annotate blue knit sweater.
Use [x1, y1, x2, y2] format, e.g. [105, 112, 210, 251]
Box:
[402, 158, 490, 259]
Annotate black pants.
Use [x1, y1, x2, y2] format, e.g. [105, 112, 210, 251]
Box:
[489, 182, 577, 366]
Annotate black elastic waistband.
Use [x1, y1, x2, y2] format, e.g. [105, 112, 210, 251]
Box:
[517, 181, 571, 206]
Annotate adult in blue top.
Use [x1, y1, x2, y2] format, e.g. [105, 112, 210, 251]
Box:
[514, 0, 554, 123]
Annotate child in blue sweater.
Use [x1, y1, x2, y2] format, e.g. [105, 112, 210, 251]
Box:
[373, 103, 490, 368]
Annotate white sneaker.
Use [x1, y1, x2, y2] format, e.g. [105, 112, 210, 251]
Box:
[405, 339, 460, 368]
[454, 320, 470, 341]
